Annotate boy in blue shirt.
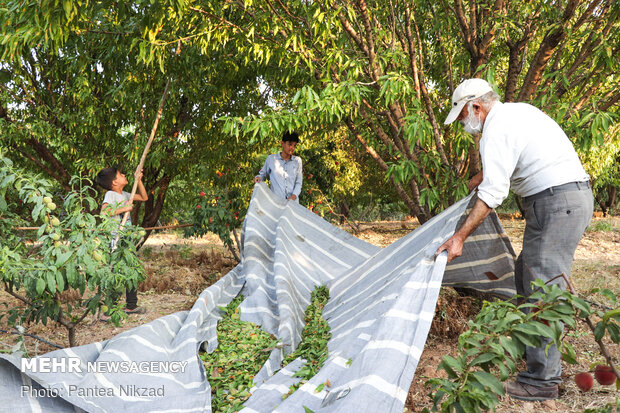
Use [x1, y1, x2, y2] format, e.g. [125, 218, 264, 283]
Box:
[253, 132, 303, 202]
[96, 167, 148, 315]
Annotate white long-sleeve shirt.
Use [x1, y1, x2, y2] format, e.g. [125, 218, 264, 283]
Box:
[477, 102, 589, 209]
[256, 153, 303, 201]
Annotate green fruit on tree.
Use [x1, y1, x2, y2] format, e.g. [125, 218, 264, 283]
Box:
[92, 250, 103, 262]
[43, 216, 49, 223]
[51, 233, 60, 241]
[43, 196, 52, 204]
[101, 305, 109, 313]
[50, 217, 60, 227]
[47, 202, 57, 210]
[138, 230, 147, 237]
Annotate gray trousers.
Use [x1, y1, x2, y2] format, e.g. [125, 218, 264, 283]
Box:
[515, 183, 593, 387]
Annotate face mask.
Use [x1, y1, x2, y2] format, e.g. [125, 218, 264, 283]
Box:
[460, 106, 483, 134]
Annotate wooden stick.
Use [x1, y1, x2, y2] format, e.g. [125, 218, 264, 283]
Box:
[118, 78, 172, 232]
[15, 223, 192, 231]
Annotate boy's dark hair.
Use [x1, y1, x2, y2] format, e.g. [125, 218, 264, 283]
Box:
[95, 167, 118, 190]
[281, 131, 300, 143]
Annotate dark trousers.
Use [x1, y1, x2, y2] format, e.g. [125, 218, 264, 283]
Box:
[110, 288, 138, 310]
[515, 183, 593, 386]
[126, 288, 138, 310]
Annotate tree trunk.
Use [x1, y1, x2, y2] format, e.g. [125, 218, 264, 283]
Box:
[68, 326, 76, 348]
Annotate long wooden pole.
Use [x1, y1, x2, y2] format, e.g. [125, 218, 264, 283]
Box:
[121, 78, 171, 227]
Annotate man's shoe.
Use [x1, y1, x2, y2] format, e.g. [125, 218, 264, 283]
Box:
[125, 306, 146, 315]
[505, 381, 558, 401]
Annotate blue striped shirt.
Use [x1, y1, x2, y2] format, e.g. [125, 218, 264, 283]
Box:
[257, 153, 303, 201]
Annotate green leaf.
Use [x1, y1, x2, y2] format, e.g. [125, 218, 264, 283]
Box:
[496, 361, 510, 380]
[55, 250, 72, 267]
[570, 297, 591, 315]
[593, 322, 606, 341]
[470, 371, 504, 395]
[513, 323, 542, 337]
[32, 202, 44, 221]
[65, 265, 77, 286]
[47, 272, 57, 294]
[561, 342, 577, 364]
[36, 277, 46, 295]
[498, 336, 523, 360]
[606, 323, 620, 343]
[470, 352, 496, 367]
[439, 356, 464, 376]
[56, 271, 65, 292]
[511, 331, 541, 348]
[603, 308, 620, 323]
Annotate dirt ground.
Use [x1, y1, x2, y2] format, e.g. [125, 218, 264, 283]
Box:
[1, 215, 618, 412]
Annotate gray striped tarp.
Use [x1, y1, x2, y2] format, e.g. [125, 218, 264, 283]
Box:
[0, 183, 515, 412]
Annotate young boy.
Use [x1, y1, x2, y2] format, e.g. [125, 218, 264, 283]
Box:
[95, 167, 149, 315]
[253, 131, 303, 202]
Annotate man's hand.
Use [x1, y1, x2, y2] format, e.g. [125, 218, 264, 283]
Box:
[435, 234, 465, 262]
[435, 198, 493, 263]
[288, 194, 297, 201]
[253, 176, 261, 184]
[134, 169, 143, 182]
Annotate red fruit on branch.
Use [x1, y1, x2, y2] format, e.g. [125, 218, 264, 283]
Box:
[200, 191, 205, 197]
[594, 365, 617, 386]
[575, 372, 594, 391]
[196, 205, 201, 209]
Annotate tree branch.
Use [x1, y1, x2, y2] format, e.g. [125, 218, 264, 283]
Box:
[517, 0, 580, 101]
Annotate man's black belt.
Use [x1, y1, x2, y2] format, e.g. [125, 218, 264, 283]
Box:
[524, 181, 590, 203]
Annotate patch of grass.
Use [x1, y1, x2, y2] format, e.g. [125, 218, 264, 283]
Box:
[282, 285, 331, 397]
[587, 219, 620, 233]
[139, 246, 153, 259]
[200, 295, 278, 413]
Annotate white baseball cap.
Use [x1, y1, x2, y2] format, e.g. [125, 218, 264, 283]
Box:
[444, 79, 493, 125]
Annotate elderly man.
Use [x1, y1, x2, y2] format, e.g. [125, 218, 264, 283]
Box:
[436, 79, 593, 401]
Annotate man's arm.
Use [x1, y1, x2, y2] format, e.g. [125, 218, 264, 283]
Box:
[468, 171, 483, 192]
[289, 158, 303, 200]
[254, 156, 271, 183]
[101, 202, 133, 216]
[435, 198, 492, 262]
[132, 169, 148, 202]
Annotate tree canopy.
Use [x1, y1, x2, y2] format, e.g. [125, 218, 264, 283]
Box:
[0, 0, 618, 224]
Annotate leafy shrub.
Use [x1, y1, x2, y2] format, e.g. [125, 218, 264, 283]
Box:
[424, 280, 619, 413]
[186, 173, 244, 261]
[0, 156, 146, 347]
